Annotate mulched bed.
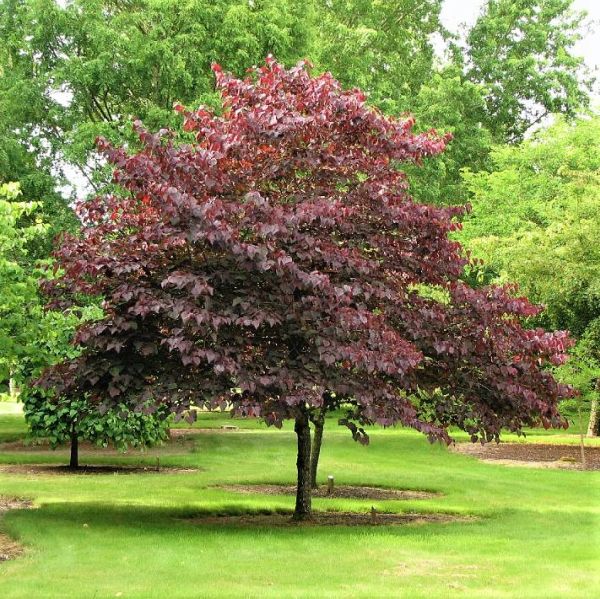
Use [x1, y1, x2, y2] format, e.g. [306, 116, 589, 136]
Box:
[219, 484, 438, 500]
[0, 464, 199, 476]
[452, 442, 600, 470]
[0, 497, 33, 562]
[188, 511, 470, 527]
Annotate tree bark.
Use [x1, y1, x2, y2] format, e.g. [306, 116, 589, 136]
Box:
[587, 383, 599, 437]
[587, 399, 598, 437]
[8, 375, 18, 400]
[293, 410, 312, 520]
[69, 429, 79, 469]
[310, 408, 325, 489]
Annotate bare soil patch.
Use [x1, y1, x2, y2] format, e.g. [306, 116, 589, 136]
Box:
[188, 511, 470, 527]
[0, 464, 199, 476]
[0, 533, 23, 562]
[0, 497, 33, 562]
[220, 484, 438, 500]
[0, 497, 33, 513]
[452, 442, 600, 470]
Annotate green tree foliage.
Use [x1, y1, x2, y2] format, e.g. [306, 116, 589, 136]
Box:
[23, 389, 170, 467]
[314, 0, 445, 115]
[0, 181, 69, 384]
[0, 181, 98, 392]
[315, 0, 591, 204]
[0, 0, 77, 253]
[459, 116, 600, 423]
[313, 1, 488, 205]
[404, 66, 492, 205]
[464, 0, 591, 142]
[555, 331, 600, 434]
[1, 0, 591, 205]
[0, 0, 314, 189]
[24, 393, 169, 452]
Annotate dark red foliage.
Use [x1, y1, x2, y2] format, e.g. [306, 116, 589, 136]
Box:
[39, 59, 574, 443]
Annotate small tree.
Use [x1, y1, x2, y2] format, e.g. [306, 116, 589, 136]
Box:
[38, 60, 573, 519]
[23, 389, 170, 469]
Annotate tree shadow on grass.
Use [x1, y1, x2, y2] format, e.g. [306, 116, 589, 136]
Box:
[1, 503, 595, 599]
[2, 500, 478, 539]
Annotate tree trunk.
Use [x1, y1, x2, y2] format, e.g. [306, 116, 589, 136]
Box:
[310, 408, 325, 489]
[293, 410, 312, 520]
[587, 397, 600, 437]
[8, 376, 18, 400]
[587, 391, 599, 438]
[69, 430, 79, 469]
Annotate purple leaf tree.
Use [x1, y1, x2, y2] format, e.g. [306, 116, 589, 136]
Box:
[38, 59, 574, 519]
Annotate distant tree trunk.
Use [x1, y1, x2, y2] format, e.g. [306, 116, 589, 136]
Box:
[310, 408, 325, 489]
[69, 427, 79, 469]
[293, 409, 312, 520]
[587, 380, 600, 437]
[8, 376, 18, 400]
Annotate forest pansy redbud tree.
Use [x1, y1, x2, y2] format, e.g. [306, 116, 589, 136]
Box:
[38, 60, 573, 519]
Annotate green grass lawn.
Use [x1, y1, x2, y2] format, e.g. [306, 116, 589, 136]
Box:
[0, 407, 598, 598]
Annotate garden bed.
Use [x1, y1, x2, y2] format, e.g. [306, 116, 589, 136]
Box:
[219, 484, 438, 500]
[0, 437, 197, 455]
[188, 511, 470, 527]
[452, 442, 600, 470]
[0, 533, 23, 562]
[0, 497, 33, 562]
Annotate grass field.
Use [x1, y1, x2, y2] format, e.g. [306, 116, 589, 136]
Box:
[0, 404, 598, 598]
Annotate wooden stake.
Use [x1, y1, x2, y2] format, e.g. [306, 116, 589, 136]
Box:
[327, 475, 334, 495]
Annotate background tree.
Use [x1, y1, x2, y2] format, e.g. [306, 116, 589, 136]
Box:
[1, 0, 592, 207]
[463, 0, 592, 143]
[0, 0, 78, 254]
[458, 115, 600, 433]
[555, 332, 600, 437]
[0, 181, 64, 390]
[38, 61, 573, 519]
[0, 0, 314, 191]
[314, 0, 592, 205]
[402, 66, 492, 206]
[314, 0, 446, 115]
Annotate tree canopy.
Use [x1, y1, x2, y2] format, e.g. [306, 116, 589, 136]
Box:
[23, 388, 170, 467]
[0, 180, 170, 462]
[460, 116, 600, 337]
[314, 0, 445, 115]
[0, 0, 314, 190]
[0, 181, 78, 385]
[37, 60, 574, 518]
[464, 0, 591, 142]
